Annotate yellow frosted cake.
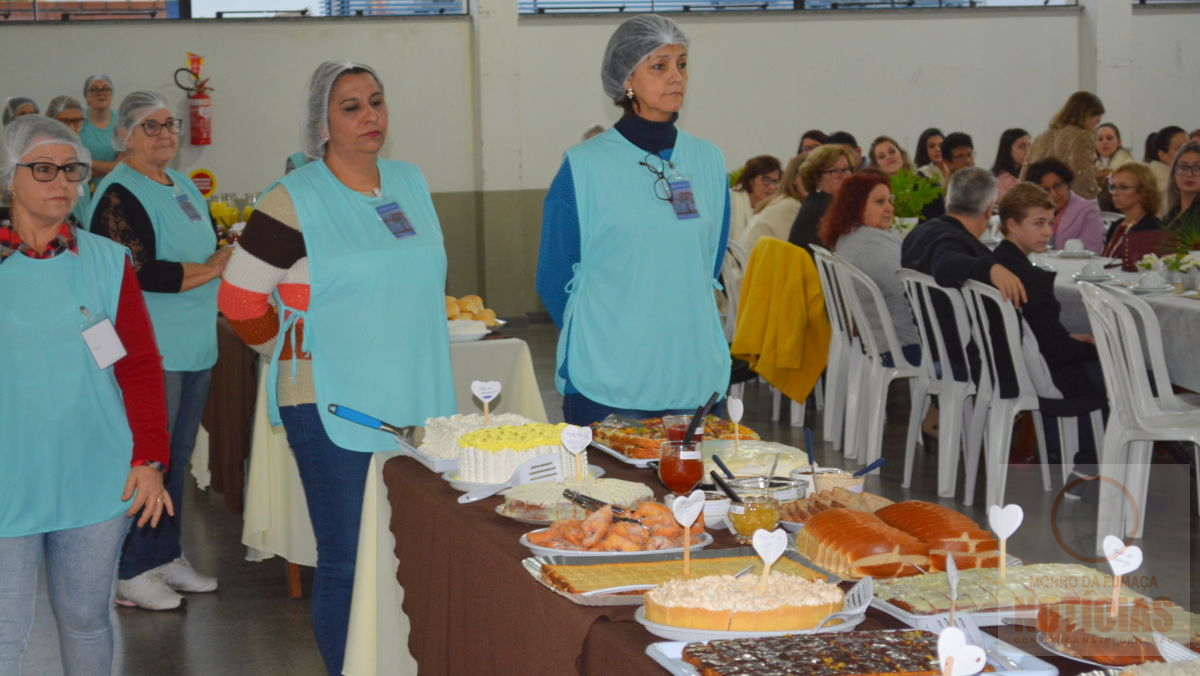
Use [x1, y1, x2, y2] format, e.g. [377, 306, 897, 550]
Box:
[644, 572, 844, 632]
[456, 423, 584, 484]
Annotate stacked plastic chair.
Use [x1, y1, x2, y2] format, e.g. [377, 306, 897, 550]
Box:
[811, 246, 858, 452]
[1078, 282, 1200, 547]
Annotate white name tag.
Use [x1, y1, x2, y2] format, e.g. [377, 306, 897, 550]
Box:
[82, 316, 127, 370]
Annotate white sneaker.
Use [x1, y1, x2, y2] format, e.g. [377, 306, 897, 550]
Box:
[155, 557, 218, 593]
[116, 571, 184, 610]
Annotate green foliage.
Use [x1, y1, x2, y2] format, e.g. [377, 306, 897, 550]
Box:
[728, 167, 744, 188]
[890, 169, 943, 219]
[1165, 209, 1200, 255]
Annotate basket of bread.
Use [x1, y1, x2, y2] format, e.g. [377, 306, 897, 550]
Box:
[446, 294, 500, 328]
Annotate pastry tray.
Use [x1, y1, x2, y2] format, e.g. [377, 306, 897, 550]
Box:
[521, 546, 837, 607]
[588, 440, 656, 468]
[645, 631, 1059, 676]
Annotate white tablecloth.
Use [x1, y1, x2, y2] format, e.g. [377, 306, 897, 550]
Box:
[1049, 256, 1200, 392]
[237, 337, 548, 675]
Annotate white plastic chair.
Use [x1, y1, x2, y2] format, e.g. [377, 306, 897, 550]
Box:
[812, 246, 858, 452]
[720, 239, 748, 343]
[832, 254, 924, 468]
[961, 281, 1106, 507]
[896, 270, 984, 499]
[1079, 282, 1200, 544]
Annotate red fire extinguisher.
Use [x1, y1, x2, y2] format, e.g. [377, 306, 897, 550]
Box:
[174, 53, 212, 146]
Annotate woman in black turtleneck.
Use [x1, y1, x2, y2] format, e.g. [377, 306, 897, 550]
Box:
[536, 15, 732, 426]
[787, 144, 854, 251]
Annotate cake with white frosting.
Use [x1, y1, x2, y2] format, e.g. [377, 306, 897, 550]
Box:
[419, 413, 535, 460]
[456, 423, 584, 484]
[644, 572, 843, 631]
[501, 478, 652, 521]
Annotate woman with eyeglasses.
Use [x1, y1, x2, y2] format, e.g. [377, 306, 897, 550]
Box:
[1101, 163, 1163, 261]
[729, 154, 781, 243]
[537, 15, 731, 426]
[45, 96, 92, 229]
[1025, 157, 1104, 254]
[88, 91, 229, 611]
[79, 75, 121, 179]
[741, 153, 806, 252]
[0, 115, 171, 674]
[1164, 140, 1200, 224]
[787, 144, 855, 251]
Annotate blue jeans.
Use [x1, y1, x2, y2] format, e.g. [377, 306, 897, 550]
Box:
[562, 392, 724, 427]
[279, 404, 371, 676]
[120, 369, 212, 579]
[0, 514, 129, 676]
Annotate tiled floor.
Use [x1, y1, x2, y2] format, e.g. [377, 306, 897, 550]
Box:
[19, 320, 1199, 674]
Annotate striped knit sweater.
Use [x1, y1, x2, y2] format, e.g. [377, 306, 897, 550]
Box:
[216, 185, 316, 406]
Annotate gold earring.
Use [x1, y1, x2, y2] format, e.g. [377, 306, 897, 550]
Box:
[625, 88, 635, 100]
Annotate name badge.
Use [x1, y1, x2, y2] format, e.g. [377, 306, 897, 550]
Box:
[669, 179, 700, 220]
[375, 201, 416, 239]
[176, 194, 203, 222]
[80, 307, 126, 370]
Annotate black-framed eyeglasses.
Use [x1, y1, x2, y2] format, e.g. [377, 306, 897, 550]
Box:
[639, 152, 679, 203]
[138, 118, 183, 136]
[1175, 162, 1200, 176]
[17, 162, 90, 183]
[821, 166, 852, 176]
[87, 87, 113, 95]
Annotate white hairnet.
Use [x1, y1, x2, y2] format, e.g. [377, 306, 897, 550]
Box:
[46, 95, 84, 121]
[600, 15, 689, 102]
[83, 74, 113, 99]
[3, 97, 40, 126]
[301, 61, 384, 160]
[112, 90, 174, 152]
[1, 115, 92, 192]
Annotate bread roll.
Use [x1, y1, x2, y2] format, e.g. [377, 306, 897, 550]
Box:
[874, 501, 999, 571]
[445, 296, 461, 319]
[794, 508, 929, 579]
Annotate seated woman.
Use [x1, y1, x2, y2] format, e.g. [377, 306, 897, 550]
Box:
[797, 129, 828, 155]
[1101, 162, 1164, 262]
[728, 155, 781, 244]
[866, 136, 915, 177]
[787, 144, 853, 251]
[993, 181, 1105, 488]
[1025, 158, 1104, 253]
[990, 128, 1030, 201]
[914, 127, 949, 189]
[1164, 140, 1200, 224]
[741, 154, 804, 251]
[818, 172, 920, 366]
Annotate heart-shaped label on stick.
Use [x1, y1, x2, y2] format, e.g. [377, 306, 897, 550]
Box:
[937, 627, 987, 676]
[945, 554, 960, 601]
[671, 489, 705, 528]
[560, 426, 592, 456]
[988, 504, 1024, 540]
[752, 528, 787, 568]
[470, 380, 502, 403]
[727, 398, 744, 424]
[1102, 535, 1143, 576]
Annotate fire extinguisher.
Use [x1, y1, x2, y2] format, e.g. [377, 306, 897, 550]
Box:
[174, 53, 212, 146]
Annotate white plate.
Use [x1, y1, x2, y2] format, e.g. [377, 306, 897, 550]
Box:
[634, 605, 864, 642]
[494, 504, 553, 526]
[1072, 272, 1114, 282]
[1129, 284, 1174, 294]
[1057, 251, 1095, 259]
[442, 464, 604, 492]
[449, 330, 489, 343]
[588, 440, 656, 468]
[519, 530, 712, 557]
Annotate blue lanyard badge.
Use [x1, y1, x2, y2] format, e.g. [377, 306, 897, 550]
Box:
[176, 193, 203, 222]
[669, 179, 700, 220]
[375, 201, 416, 239]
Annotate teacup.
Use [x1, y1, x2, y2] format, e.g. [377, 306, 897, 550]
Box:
[1081, 260, 1105, 276]
[1063, 238, 1085, 253]
[1138, 271, 1166, 289]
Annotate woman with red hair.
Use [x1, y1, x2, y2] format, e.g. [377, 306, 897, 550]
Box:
[820, 172, 920, 365]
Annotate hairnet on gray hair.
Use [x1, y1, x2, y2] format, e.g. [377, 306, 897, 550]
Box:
[600, 15, 688, 102]
[83, 74, 113, 100]
[301, 61, 384, 160]
[46, 95, 85, 121]
[1, 114, 92, 192]
[3, 97, 40, 126]
[945, 167, 998, 218]
[112, 91, 175, 152]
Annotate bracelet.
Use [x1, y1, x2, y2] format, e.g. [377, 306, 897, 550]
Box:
[136, 460, 167, 473]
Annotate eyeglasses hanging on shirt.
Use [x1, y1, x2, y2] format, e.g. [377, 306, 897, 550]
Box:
[639, 152, 699, 220]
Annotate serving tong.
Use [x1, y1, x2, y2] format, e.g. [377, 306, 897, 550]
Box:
[562, 489, 641, 524]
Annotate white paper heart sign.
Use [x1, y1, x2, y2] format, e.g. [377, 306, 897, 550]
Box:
[727, 398, 744, 424]
[988, 504, 1024, 540]
[945, 553, 959, 601]
[937, 627, 987, 676]
[470, 380, 502, 403]
[752, 528, 788, 568]
[560, 425, 592, 456]
[671, 489, 705, 528]
[1102, 535, 1144, 576]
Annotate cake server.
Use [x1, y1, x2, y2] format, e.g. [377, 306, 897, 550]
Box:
[458, 454, 563, 504]
[561, 489, 641, 524]
[327, 404, 418, 444]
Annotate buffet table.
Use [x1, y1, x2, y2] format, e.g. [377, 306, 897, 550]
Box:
[382, 449, 1095, 676]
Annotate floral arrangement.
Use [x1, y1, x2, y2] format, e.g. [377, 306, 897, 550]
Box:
[1163, 253, 1200, 273]
[1166, 209, 1200, 255]
[890, 169, 943, 219]
[1136, 253, 1161, 271]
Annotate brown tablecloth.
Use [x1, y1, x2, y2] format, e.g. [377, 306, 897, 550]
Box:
[201, 317, 258, 514]
[384, 452, 1089, 676]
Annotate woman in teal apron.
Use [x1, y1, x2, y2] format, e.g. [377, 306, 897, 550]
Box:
[0, 115, 171, 675]
[89, 91, 231, 611]
[217, 62, 455, 675]
[537, 15, 732, 426]
[79, 74, 121, 181]
[46, 95, 93, 228]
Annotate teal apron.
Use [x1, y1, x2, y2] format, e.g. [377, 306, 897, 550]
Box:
[90, 163, 218, 372]
[80, 116, 118, 163]
[70, 185, 92, 229]
[0, 231, 133, 536]
[557, 128, 730, 410]
[285, 151, 309, 174]
[266, 159, 456, 452]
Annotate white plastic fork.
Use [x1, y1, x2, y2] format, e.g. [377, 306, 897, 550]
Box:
[810, 576, 874, 632]
[930, 613, 1023, 671]
[1153, 631, 1200, 663]
[458, 454, 563, 504]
